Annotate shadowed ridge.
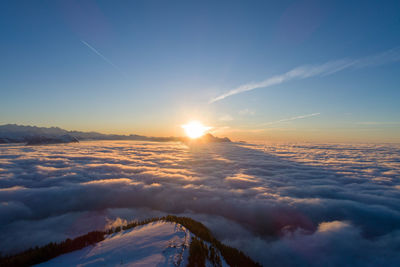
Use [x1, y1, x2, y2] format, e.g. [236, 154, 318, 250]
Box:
[162, 215, 261, 267]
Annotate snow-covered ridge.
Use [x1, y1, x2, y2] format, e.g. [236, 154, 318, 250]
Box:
[35, 221, 231, 267]
[36, 221, 192, 267]
[2, 216, 257, 267]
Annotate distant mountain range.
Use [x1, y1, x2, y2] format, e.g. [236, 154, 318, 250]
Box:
[0, 124, 231, 145]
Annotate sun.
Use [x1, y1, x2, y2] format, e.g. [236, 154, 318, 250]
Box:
[181, 121, 211, 139]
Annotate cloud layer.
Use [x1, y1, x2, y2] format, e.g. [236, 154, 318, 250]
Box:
[1, 141, 400, 266]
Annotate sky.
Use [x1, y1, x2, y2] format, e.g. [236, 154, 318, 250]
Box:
[1, 0, 400, 142]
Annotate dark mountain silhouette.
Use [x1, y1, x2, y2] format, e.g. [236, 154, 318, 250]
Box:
[0, 124, 231, 144]
[25, 134, 79, 145]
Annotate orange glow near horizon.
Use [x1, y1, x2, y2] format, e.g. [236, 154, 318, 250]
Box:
[181, 121, 211, 139]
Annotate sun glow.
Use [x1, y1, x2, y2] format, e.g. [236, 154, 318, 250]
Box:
[181, 121, 211, 139]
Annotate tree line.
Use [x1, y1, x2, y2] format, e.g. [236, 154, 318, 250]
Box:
[0, 231, 104, 267]
[0, 215, 261, 267]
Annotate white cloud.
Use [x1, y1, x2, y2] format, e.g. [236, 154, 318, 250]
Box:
[1, 141, 400, 266]
[238, 109, 255, 116]
[356, 121, 400, 126]
[210, 47, 400, 103]
[219, 114, 234, 121]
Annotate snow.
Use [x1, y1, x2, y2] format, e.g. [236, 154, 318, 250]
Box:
[36, 221, 191, 267]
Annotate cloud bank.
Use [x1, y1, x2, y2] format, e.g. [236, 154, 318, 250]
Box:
[210, 47, 400, 103]
[0, 141, 400, 266]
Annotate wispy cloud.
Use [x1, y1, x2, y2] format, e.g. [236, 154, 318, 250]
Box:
[357, 121, 400, 126]
[238, 109, 255, 116]
[210, 47, 400, 103]
[262, 112, 320, 126]
[214, 113, 320, 134]
[81, 40, 126, 75]
[219, 114, 234, 121]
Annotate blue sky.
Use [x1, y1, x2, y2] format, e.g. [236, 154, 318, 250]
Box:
[1, 0, 400, 141]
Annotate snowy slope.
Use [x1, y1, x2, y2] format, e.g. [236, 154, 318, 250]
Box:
[36, 222, 192, 267]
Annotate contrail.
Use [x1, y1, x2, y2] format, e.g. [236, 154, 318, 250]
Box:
[262, 112, 320, 126]
[210, 47, 400, 103]
[81, 40, 125, 75]
[216, 113, 321, 133]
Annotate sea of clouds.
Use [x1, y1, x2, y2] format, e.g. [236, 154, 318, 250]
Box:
[0, 140, 400, 266]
